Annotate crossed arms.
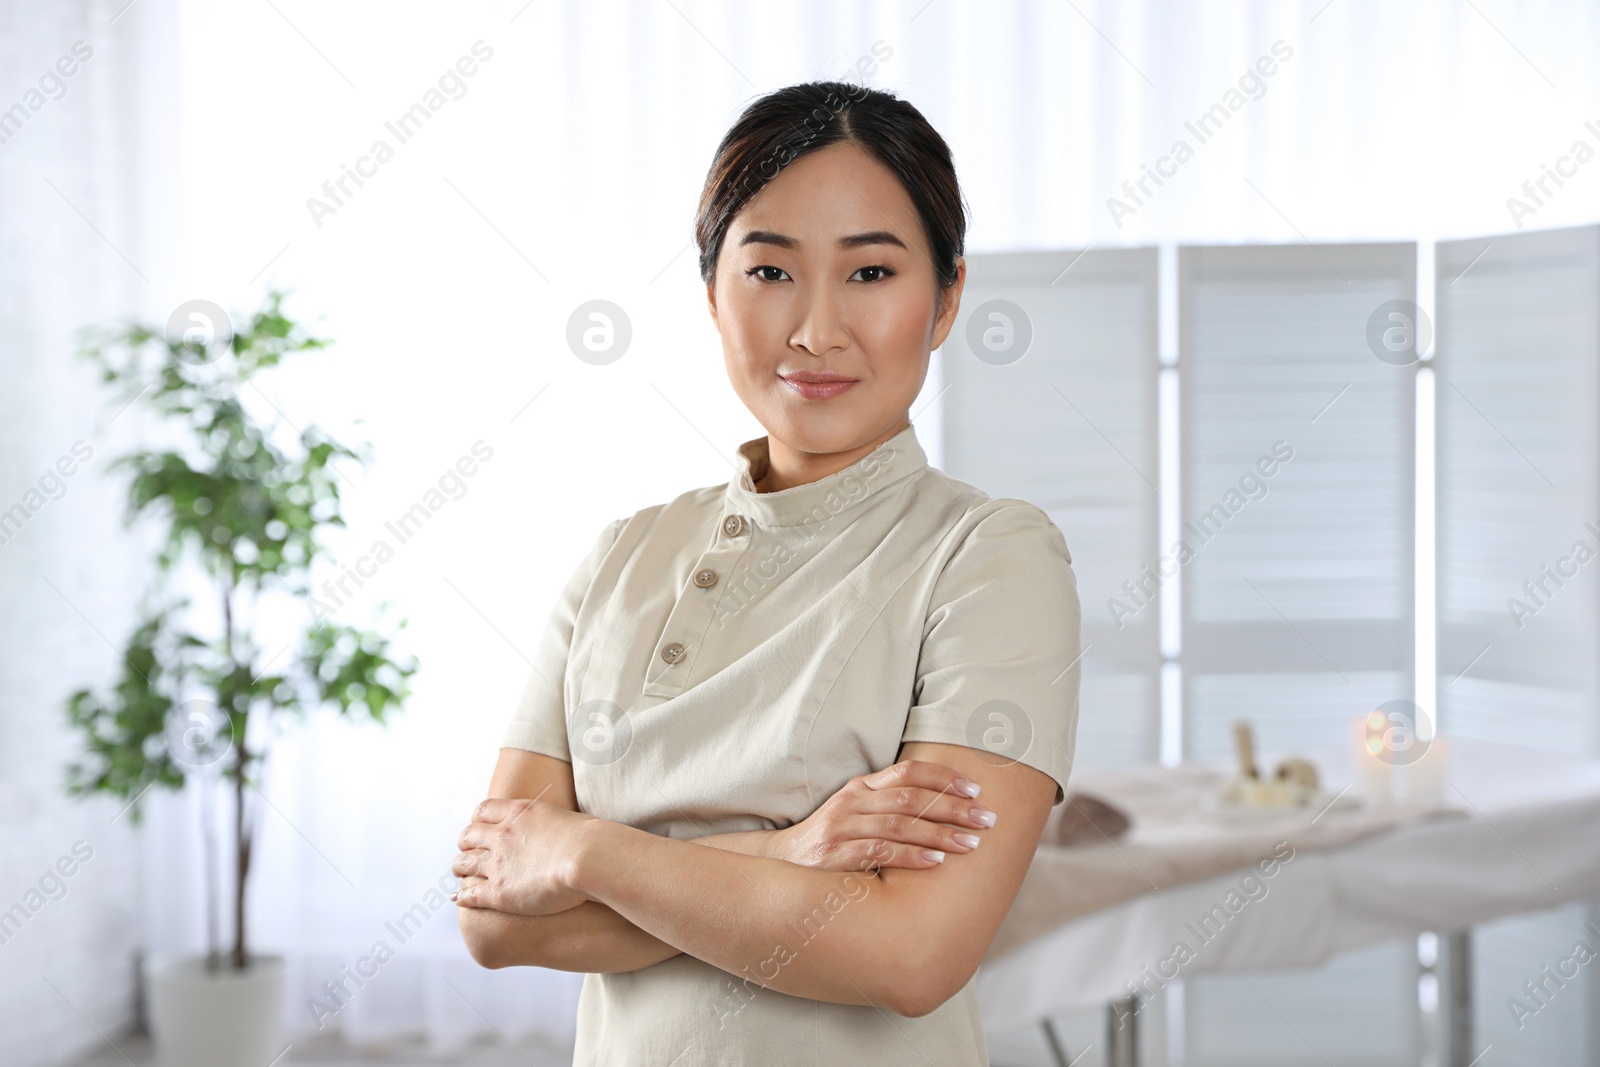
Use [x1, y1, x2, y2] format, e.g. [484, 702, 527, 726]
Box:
[454, 741, 1055, 1018]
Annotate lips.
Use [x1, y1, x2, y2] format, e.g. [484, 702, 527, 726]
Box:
[780, 372, 859, 400]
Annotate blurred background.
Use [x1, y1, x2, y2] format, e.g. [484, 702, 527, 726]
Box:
[2, 1, 1599, 1065]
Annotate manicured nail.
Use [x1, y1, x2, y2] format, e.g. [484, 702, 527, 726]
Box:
[953, 832, 980, 849]
[449, 893, 458, 902]
[922, 849, 946, 863]
[954, 777, 981, 798]
[972, 807, 997, 827]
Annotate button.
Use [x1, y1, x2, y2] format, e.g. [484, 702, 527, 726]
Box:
[693, 568, 718, 588]
[722, 514, 747, 537]
[660, 641, 686, 664]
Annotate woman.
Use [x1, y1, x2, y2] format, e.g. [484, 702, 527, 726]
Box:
[452, 80, 1082, 1066]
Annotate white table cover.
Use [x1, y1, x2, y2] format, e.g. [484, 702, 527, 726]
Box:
[975, 737, 1600, 1029]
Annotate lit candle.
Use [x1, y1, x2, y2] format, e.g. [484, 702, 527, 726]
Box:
[1402, 734, 1450, 806]
[1351, 711, 1394, 805]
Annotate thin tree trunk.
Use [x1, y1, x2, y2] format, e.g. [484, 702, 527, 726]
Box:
[234, 752, 248, 969]
[223, 579, 250, 971]
[202, 772, 220, 970]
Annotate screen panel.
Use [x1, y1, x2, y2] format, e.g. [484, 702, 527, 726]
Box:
[1179, 242, 1417, 759]
[1178, 241, 1419, 1065]
[942, 248, 1160, 768]
[1436, 224, 1600, 1067]
[1435, 223, 1600, 758]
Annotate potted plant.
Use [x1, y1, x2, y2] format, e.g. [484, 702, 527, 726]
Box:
[63, 290, 418, 1067]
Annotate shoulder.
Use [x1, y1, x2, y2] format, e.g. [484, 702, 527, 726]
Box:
[960, 498, 1073, 566]
[607, 482, 721, 545]
[588, 480, 731, 569]
[914, 468, 1074, 573]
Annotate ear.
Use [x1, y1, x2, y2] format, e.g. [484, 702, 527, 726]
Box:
[706, 279, 719, 328]
[928, 256, 966, 352]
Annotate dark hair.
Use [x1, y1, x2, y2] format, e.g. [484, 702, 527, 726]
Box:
[694, 80, 967, 298]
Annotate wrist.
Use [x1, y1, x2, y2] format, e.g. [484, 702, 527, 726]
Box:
[763, 825, 792, 863]
[569, 815, 624, 904]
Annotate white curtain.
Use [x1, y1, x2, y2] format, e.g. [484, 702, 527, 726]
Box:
[11, 0, 1594, 1055]
[0, 2, 179, 1065]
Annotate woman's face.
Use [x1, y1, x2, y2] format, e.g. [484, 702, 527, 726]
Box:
[708, 141, 964, 458]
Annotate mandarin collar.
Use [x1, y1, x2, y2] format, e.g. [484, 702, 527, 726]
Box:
[723, 423, 927, 528]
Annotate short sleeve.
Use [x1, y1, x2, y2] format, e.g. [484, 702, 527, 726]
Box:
[900, 503, 1082, 805]
[500, 517, 626, 760]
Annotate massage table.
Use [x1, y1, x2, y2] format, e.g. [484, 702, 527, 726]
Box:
[977, 736, 1600, 1067]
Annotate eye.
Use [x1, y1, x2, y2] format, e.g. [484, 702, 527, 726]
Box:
[851, 265, 898, 283]
[745, 265, 790, 283]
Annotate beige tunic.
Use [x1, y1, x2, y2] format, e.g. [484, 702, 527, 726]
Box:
[500, 421, 1082, 1066]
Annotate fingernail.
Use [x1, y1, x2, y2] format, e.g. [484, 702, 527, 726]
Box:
[953, 832, 980, 849]
[922, 849, 946, 863]
[954, 777, 980, 798]
[449, 893, 458, 902]
[972, 807, 997, 827]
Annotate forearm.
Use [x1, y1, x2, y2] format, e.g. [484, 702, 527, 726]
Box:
[458, 898, 680, 973]
[574, 819, 917, 1012]
[691, 828, 783, 858]
[460, 829, 781, 972]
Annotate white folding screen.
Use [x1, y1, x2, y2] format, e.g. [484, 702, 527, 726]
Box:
[944, 236, 1600, 1064]
[942, 248, 1160, 769]
[1177, 243, 1418, 763]
[1436, 224, 1600, 1066]
[1435, 223, 1600, 759]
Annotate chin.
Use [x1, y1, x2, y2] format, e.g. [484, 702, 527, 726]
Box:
[762, 403, 883, 456]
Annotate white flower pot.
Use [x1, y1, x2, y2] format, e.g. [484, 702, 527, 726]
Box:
[144, 952, 287, 1067]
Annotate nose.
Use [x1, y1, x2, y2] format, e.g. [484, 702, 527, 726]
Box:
[788, 281, 850, 357]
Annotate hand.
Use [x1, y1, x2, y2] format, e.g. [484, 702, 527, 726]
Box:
[773, 759, 999, 873]
[452, 797, 596, 916]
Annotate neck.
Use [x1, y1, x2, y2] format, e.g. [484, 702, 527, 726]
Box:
[755, 417, 910, 494]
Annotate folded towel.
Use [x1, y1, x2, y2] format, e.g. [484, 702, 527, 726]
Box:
[1047, 790, 1132, 847]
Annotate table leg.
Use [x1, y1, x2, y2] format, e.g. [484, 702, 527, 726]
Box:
[1106, 995, 1139, 1067]
[1440, 928, 1473, 1067]
[1041, 1017, 1075, 1067]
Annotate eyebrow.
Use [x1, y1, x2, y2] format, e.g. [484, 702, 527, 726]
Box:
[737, 229, 908, 252]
